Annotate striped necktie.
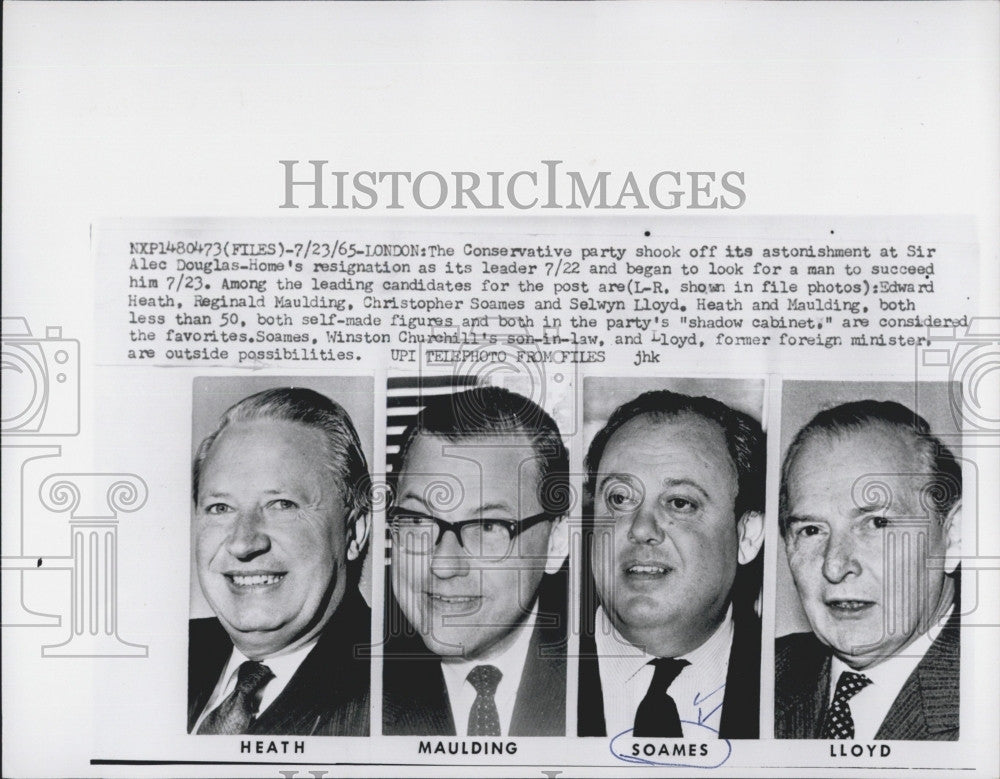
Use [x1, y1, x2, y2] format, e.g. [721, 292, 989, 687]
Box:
[197, 660, 274, 735]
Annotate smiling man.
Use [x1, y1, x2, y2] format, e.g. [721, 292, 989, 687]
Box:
[776, 399, 961, 740]
[382, 386, 569, 737]
[188, 387, 372, 736]
[578, 389, 766, 739]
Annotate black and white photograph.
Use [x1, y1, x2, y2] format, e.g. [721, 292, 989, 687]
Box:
[188, 377, 374, 736]
[4, 2, 998, 776]
[577, 377, 766, 741]
[775, 381, 961, 741]
[382, 377, 570, 737]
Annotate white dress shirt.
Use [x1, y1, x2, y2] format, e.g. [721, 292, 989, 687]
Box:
[439, 604, 538, 736]
[595, 604, 734, 739]
[828, 608, 951, 740]
[194, 637, 319, 732]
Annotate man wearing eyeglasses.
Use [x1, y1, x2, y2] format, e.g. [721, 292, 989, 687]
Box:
[382, 386, 570, 737]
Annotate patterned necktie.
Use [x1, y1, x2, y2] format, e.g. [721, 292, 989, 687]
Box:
[632, 658, 690, 738]
[822, 670, 872, 739]
[197, 660, 275, 735]
[466, 664, 503, 736]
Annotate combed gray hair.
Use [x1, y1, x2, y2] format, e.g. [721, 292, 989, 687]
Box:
[192, 387, 371, 522]
[779, 399, 961, 535]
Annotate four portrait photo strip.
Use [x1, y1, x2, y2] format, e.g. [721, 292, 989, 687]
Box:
[187, 375, 961, 749]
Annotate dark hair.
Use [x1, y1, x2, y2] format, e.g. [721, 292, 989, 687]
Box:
[584, 389, 765, 521]
[394, 386, 570, 517]
[192, 387, 371, 523]
[779, 399, 961, 534]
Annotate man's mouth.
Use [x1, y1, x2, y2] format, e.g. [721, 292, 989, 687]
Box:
[226, 572, 286, 588]
[426, 593, 483, 614]
[428, 593, 481, 604]
[825, 599, 875, 615]
[623, 563, 672, 578]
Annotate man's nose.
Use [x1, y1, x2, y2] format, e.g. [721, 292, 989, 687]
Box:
[429, 527, 470, 579]
[225, 507, 271, 560]
[627, 504, 664, 546]
[822, 529, 862, 582]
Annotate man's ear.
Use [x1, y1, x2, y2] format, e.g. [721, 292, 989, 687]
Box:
[736, 510, 765, 566]
[545, 515, 569, 575]
[942, 500, 961, 575]
[345, 508, 371, 562]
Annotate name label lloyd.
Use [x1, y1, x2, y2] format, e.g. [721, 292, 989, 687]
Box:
[829, 743, 892, 758]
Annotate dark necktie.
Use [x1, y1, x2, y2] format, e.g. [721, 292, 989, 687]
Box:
[197, 660, 275, 735]
[822, 670, 872, 739]
[633, 657, 690, 737]
[467, 664, 503, 736]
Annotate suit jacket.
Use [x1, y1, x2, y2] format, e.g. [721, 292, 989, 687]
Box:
[188, 592, 371, 736]
[382, 570, 568, 736]
[774, 605, 960, 740]
[577, 603, 762, 739]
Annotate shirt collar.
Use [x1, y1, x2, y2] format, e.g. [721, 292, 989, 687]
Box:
[440, 602, 539, 688]
[829, 605, 952, 696]
[594, 603, 734, 682]
[218, 636, 320, 707]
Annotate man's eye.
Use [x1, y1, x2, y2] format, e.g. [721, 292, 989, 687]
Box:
[469, 520, 514, 545]
[604, 483, 640, 512]
[665, 497, 697, 513]
[394, 512, 431, 527]
[869, 515, 890, 530]
[270, 499, 298, 511]
[795, 524, 822, 538]
[203, 503, 231, 515]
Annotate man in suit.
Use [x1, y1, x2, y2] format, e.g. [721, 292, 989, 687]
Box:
[578, 390, 766, 739]
[188, 387, 372, 736]
[382, 386, 569, 736]
[776, 400, 961, 740]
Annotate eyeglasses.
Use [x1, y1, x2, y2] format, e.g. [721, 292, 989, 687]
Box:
[388, 507, 552, 562]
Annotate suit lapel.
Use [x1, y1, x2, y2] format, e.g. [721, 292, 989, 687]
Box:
[253, 593, 371, 736]
[804, 655, 830, 738]
[187, 618, 237, 733]
[914, 619, 960, 737]
[776, 633, 831, 739]
[251, 640, 326, 735]
[875, 608, 960, 740]
[509, 613, 566, 736]
[718, 607, 761, 739]
[509, 565, 569, 736]
[383, 643, 456, 736]
[780, 659, 828, 739]
[420, 663, 457, 735]
[576, 629, 607, 736]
